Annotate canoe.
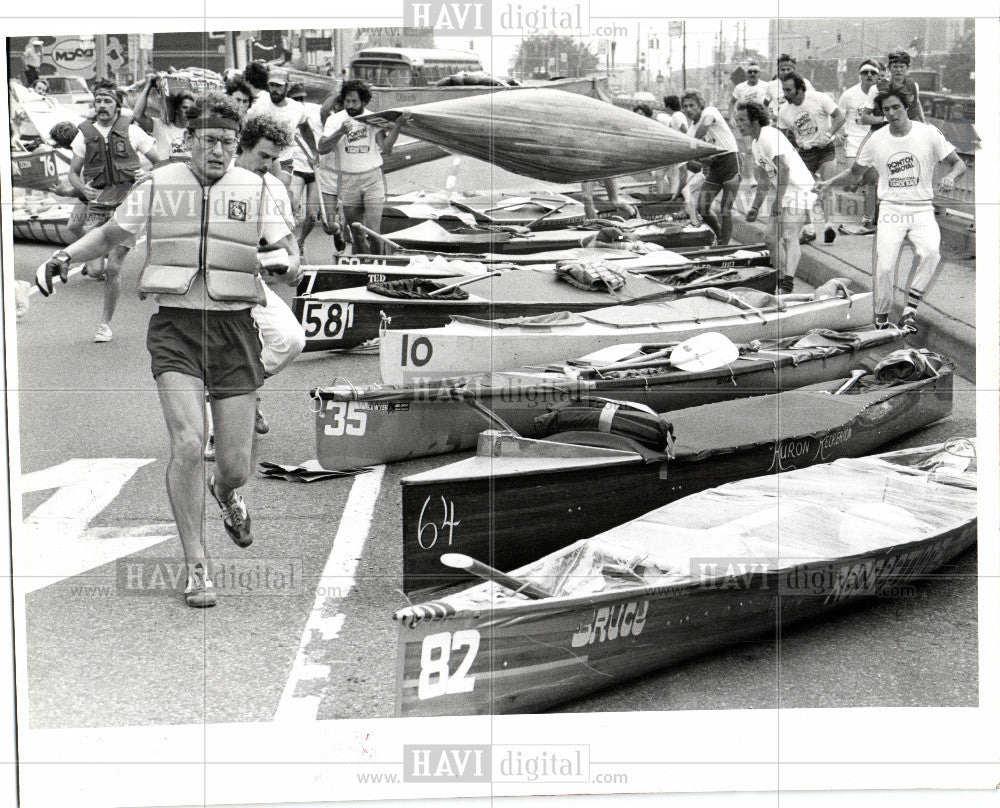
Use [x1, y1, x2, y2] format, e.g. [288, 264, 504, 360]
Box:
[361, 89, 723, 183]
[295, 243, 770, 297]
[12, 203, 78, 245]
[400, 355, 953, 594]
[312, 327, 907, 469]
[383, 218, 716, 254]
[295, 263, 777, 351]
[379, 284, 875, 385]
[393, 439, 977, 715]
[381, 191, 587, 234]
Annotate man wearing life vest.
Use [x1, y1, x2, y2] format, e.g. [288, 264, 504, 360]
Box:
[36, 94, 301, 608]
[68, 79, 161, 343]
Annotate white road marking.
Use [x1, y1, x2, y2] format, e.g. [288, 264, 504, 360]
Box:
[18, 458, 169, 594]
[274, 465, 386, 722]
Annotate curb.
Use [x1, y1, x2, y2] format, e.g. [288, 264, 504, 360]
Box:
[732, 219, 976, 382]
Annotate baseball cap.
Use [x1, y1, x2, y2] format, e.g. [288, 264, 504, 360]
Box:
[268, 69, 289, 86]
[288, 83, 306, 100]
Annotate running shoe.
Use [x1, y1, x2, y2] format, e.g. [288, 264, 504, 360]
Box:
[799, 230, 817, 245]
[823, 226, 837, 244]
[898, 308, 918, 333]
[254, 398, 269, 435]
[93, 323, 113, 343]
[208, 475, 254, 548]
[777, 276, 795, 295]
[875, 314, 892, 330]
[185, 563, 217, 608]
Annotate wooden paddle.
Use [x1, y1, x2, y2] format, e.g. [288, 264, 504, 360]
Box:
[351, 222, 402, 253]
[440, 553, 552, 599]
[427, 270, 503, 297]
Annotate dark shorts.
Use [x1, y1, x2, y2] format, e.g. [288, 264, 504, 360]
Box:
[797, 142, 837, 174]
[147, 307, 265, 400]
[293, 169, 316, 184]
[702, 151, 740, 186]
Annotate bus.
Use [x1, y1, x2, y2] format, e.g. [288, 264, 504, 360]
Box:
[348, 47, 483, 87]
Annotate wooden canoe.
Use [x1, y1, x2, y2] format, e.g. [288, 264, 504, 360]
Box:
[400, 359, 954, 594]
[360, 89, 724, 182]
[394, 440, 977, 715]
[379, 286, 875, 385]
[295, 263, 777, 351]
[312, 327, 907, 469]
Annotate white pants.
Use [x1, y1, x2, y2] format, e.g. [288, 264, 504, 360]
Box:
[766, 207, 809, 279]
[874, 203, 942, 317]
[252, 283, 306, 377]
[682, 172, 706, 224]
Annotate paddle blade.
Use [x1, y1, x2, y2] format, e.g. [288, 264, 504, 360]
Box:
[670, 332, 739, 372]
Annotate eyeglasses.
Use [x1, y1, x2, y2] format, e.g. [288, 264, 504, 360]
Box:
[193, 133, 238, 150]
[860, 70, 879, 76]
[746, 71, 760, 75]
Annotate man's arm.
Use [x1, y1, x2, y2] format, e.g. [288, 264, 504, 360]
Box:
[297, 119, 318, 155]
[937, 151, 965, 192]
[770, 156, 792, 217]
[912, 83, 926, 123]
[816, 161, 867, 192]
[266, 233, 302, 286]
[132, 76, 158, 133]
[746, 164, 772, 221]
[377, 111, 410, 156]
[827, 107, 846, 138]
[317, 117, 351, 155]
[67, 154, 98, 200]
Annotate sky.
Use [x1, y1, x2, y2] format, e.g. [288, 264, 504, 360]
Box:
[468, 19, 771, 75]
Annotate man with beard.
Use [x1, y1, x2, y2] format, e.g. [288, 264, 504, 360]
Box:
[37, 94, 299, 607]
[249, 68, 317, 187]
[68, 78, 161, 343]
[317, 79, 405, 254]
[818, 88, 964, 331]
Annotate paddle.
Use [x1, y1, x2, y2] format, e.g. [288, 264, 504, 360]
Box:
[440, 553, 552, 599]
[524, 201, 572, 231]
[351, 222, 402, 253]
[832, 369, 868, 395]
[427, 270, 503, 297]
[670, 332, 740, 372]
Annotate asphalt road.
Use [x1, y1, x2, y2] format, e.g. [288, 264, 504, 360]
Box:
[10, 156, 978, 730]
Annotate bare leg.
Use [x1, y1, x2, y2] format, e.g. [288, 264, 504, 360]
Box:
[697, 182, 724, 242]
[209, 391, 257, 503]
[156, 371, 210, 571]
[101, 245, 128, 324]
[716, 178, 739, 246]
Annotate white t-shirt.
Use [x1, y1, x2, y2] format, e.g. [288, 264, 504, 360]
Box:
[657, 111, 687, 131]
[114, 165, 291, 310]
[777, 90, 838, 150]
[751, 126, 816, 213]
[151, 119, 189, 162]
[856, 121, 955, 204]
[249, 94, 307, 162]
[691, 105, 738, 154]
[321, 109, 383, 174]
[838, 83, 872, 157]
[732, 80, 771, 109]
[766, 76, 814, 116]
[71, 118, 157, 160]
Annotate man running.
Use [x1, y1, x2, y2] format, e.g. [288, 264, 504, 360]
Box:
[36, 94, 300, 608]
[778, 72, 845, 244]
[765, 55, 813, 122]
[680, 90, 740, 245]
[837, 60, 881, 232]
[249, 69, 317, 189]
[736, 101, 816, 294]
[729, 61, 771, 120]
[317, 80, 405, 254]
[286, 82, 326, 259]
[225, 74, 257, 117]
[817, 88, 965, 330]
[67, 79, 161, 343]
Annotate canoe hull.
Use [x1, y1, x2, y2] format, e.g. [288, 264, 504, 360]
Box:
[380, 293, 876, 385]
[13, 216, 76, 245]
[400, 371, 954, 594]
[295, 265, 777, 351]
[396, 521, 975, 716]
[315, 329, 905, 469]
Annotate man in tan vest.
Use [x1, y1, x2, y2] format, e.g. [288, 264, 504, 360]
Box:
[37, 94, 300, 608]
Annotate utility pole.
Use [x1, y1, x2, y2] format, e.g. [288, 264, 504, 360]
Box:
[681, 21, 687, 89]
[636, 22, 642, 92]
[93, 34, 108, 80]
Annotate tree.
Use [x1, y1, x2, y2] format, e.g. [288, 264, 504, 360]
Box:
[512, 35, 598, 79]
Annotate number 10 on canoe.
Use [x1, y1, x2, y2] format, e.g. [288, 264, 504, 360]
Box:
[301, 301, 355, 339]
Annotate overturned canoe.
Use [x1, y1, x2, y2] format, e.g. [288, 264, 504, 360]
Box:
[312, 327, 907, 469]
[296, 262, 777, 350]
[394, 440, 977, 715]
[400, 356, 953, 594]
[360, 89, 724, 183]
[379, 284, 875, 385]
[381, 190, 587, 233]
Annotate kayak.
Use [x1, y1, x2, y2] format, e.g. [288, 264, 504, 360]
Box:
[379, 283, 875, 385]
[295, 262, 777, 351]
[399, 354, 953, 593]
[312, 327, 907, 469]
[381, 191, 587, 234]
[393, 440, 977, 715]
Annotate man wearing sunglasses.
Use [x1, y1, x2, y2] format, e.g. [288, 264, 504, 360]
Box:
[36, 94, 300, 608]
[836, 60, 881, 233]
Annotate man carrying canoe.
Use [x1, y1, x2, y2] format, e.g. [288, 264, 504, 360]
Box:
[36, 94, 299, 608]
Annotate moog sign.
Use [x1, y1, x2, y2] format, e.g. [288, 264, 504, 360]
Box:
[48, 38, 96, 74]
